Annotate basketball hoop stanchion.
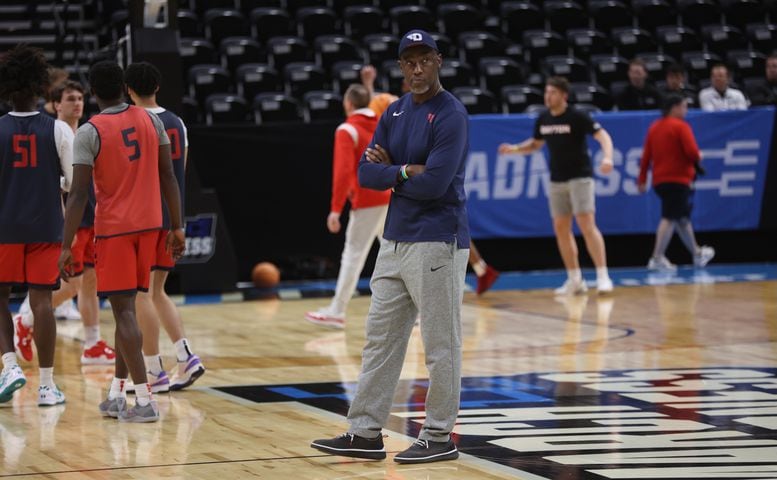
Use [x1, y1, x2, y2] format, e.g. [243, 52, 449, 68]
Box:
[126, 0, 183, 115]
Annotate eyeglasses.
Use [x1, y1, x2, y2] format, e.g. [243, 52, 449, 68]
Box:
[398, 56, 438, 70]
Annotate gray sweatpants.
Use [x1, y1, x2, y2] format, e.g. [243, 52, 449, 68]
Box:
[347, 239, 469, 442]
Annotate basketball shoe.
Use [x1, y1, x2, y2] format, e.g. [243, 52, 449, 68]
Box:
[13, 314, 34, 361]
[81, 340, 116, 365]
[125, 371, 170, 394]
[476, 265, 500, 295]
[596, 276, 614, 294]
[119, 400, 159, 423]
[38, 385, 66, 406]
[554, 278, 588, 296]
[99, 396, 125, 418]
[305, 309, 345, 329]
[0, 365, 26, 403]
[170, 354, 206, 391]
[694, 245, 715, 268]
[648, 255, 677, 272]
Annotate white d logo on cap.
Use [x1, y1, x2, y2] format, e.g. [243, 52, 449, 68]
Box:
[406, 33, 423, 41]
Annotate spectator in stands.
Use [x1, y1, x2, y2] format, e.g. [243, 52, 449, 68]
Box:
[360, 65, 500, 294]
[638, 94, 715, 271]
[699, 64, 748, 111]
[662, 63, 696, 108]
[616, 58, 662, 111]
[747, 53, 777, 107]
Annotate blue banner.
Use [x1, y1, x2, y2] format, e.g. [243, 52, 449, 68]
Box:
[465, 107, 775, 238]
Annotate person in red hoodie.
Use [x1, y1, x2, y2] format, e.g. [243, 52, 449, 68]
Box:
[638, 94, 715, 271]
[305, 84, 391, 329]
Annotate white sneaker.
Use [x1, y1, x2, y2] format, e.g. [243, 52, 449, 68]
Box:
[38, 384, 66, 406]
[125, 371, 170, 394]
[554, 278, 588, 296]
[305, 309, 345, 329]
[694, 245, 715, 268]
[0, 365, 26, 403]
[54, 299, 81, 321]
[647, 255, 677, 272]
[597, 277, 613, 294]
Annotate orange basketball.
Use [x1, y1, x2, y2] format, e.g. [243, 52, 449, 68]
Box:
[252, 261, 280, 288]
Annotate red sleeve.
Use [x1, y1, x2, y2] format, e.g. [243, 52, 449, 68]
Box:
[638, 127, 653, 186]
[330, 126, 356, 213]
[679, 122, 701, 164]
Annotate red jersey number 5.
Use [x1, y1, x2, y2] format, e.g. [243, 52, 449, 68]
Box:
[12, 134, 37, 168]
[121, 127, 141, 161]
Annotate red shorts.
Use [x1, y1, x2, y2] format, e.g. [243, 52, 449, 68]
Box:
[70, 227, 96, 276]
[152, 229, 175, 271]
[94, 230, 158, 296]
[0, 243, 61, 289]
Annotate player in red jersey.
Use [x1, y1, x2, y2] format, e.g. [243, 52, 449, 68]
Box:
[0, 44, 72, 406]
[124, 61, 205, 393]
[59, 61, 184, 422]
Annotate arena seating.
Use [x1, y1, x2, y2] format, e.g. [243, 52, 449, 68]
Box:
[1, 0, 775, 123]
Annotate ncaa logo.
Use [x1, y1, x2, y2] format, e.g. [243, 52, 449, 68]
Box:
[179, 213, 217, 264]
[406, 32, 423, 41]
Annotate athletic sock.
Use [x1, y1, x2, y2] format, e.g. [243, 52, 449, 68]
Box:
[39, 367, 55, 388]
[108, 377, 127, 400]
[2, 352, 18, 370]
[596, 266, 610, 281]
[174, 338, 192, 363]
[144, 354, 164, 376]
[568, 269, 583, 283]
[135, 384, 152, 407]
[84, 325, 100, 348]
[473, 260, 487, 277]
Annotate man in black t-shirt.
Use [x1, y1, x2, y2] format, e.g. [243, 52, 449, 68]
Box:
[499, 76, 614, 295]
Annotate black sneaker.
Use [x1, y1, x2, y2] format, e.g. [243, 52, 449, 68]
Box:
[394, 439, 459, 464]
[310, 433, 386, 460]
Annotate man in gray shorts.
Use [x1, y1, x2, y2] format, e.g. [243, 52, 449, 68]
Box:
[499, 76, 614, 295]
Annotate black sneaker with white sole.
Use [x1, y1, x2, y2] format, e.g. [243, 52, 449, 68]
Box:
[310, 433, 386, 460]
[394, 438, 459, 464]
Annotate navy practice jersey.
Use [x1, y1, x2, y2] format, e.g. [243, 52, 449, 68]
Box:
[153, 108, 186, 229]
[0, 113, 66, 243]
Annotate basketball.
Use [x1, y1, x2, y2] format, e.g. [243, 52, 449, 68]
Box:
[251, 261, 280, 288]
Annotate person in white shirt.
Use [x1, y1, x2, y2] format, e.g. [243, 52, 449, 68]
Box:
[698, 64, 749, 111]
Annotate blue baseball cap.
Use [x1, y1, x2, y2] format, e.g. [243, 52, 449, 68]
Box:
[398, 29, 438, 57]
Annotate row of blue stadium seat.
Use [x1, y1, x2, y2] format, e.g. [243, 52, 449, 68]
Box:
[183, 69, 774, 127]
[185, 86, 612, 126]
[177, 26, 776, 79]
[181, 46, 770, 106]
[164, 2, 777, 48]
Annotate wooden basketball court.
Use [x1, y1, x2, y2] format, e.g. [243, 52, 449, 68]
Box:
[1, 272, 776, 479]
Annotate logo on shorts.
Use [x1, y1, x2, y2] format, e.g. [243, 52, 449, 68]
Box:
[179, 213, 217, 264]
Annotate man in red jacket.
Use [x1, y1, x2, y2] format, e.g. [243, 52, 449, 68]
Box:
[638, 94, 715, 271]
[305, 84, 391, 328]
